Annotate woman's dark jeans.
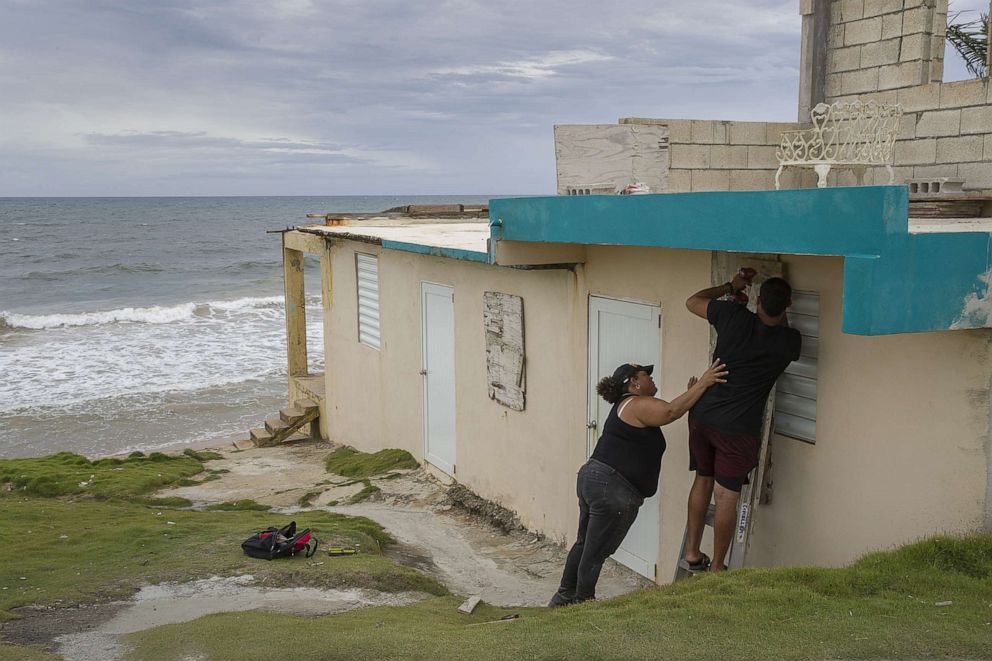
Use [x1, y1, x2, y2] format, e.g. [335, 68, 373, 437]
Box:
[550, 458, 644, 606]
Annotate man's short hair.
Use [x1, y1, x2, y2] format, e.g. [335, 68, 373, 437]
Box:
[759, 277, 792, 316]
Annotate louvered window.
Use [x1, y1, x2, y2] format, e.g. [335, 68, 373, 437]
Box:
[356, 253, 380, 350]
[775, 291, 818, 443]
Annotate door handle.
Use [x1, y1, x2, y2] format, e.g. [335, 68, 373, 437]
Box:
[587, 421, 597, 429]
[419, 369, 428, 376]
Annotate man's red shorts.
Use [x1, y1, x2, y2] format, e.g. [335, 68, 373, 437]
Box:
[688, 416, 762, 492]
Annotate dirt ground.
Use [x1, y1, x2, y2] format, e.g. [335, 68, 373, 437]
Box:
[5, 439, 653, 660]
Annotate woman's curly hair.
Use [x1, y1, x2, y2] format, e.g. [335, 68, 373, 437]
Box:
[596, 375, 628, 405]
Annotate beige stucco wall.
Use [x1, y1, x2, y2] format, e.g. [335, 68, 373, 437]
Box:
[322, 240, 587, 539]
[319, 238, 992, 583]
[748, 254, 992, 567]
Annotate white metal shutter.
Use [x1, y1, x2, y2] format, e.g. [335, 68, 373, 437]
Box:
[775, 291, 818, 442]
[356, 253, 380, 350]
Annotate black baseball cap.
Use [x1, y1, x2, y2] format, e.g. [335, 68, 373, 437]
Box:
[612, 363, 654, 384]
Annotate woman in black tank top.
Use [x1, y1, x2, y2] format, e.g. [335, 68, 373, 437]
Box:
[548, 359, 727, 607]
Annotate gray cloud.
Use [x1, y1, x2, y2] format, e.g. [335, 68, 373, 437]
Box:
[0, 0, 836, 195]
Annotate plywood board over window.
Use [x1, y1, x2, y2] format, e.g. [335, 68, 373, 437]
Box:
[483, 292, 525, 411]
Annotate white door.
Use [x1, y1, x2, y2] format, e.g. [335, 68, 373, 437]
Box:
[422, 282, 456, 475]
[588, 295, 662, 579]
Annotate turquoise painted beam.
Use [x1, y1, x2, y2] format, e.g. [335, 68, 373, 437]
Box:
[380, 239, 489, 263]
[489, 187, 992, 335]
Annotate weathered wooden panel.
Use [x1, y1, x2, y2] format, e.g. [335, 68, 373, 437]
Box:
[483, 292, 525, 411]
[554, 124, 670, 195]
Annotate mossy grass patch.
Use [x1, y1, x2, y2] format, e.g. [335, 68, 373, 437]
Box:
[126, 534, 992, 660]
[348, 480, 381, 504]
[325, 447, 418, 478]
[203, 500, 272, 512]
[0, 452, 205, 500]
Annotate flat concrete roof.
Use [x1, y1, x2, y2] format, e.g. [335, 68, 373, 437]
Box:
[297, 221, 491, 262]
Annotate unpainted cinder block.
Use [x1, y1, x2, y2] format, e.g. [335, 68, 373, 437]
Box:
[829, 24, 846, 48]
[897, 82, 940, 112]
[935, 135, 985, 163]
[862, 0, 902, 18]
[728, 122, 768, 145]
[664, 119, 692, 143]
[691, 120, 716, 144]
[893, 138, 937, 165]
[860, 38, 901, 67]
[712, 122, 729, 145]
[845, 17, 883, 45]
[881, 12, 903, 39]
[899, 32, 926, 61]
[729, 170, 775, 191]
[901, 5, 931, 34]
[829, 45, 863, 73]
[958, 162, 992, 189]
[843, 67, 881, 94]
[710, 145, 748, 169]
[827, 72, 846, 98]
[897, 112, 918, 140]
[913, 163, 958, 179]
[939, 79, 989, 109]
[671, 144, 710, 169]
[986, 134, 992, 161]
[878, 61, 924, 90]
[747, 145, 780, 169]
[960, 106, 992, 135]
[690, 170, 731, 191]
[915, 109, 961, 137]
[857, 90, 898, 104]
[839, 0, 865, 22]
[666, 169, 692, 193]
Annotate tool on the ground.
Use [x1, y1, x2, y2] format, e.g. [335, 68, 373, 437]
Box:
[467, 614, 520, 627]
[327, 546, 358, 556]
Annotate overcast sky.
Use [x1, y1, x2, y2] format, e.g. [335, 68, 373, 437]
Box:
[0, 0, 987, 196]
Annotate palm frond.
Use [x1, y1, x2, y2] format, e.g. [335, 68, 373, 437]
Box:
[946, 10, 989, 79]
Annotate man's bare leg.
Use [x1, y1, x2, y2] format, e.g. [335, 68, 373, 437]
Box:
[684, 474, 714, 564]
[711, 482, 740, 571]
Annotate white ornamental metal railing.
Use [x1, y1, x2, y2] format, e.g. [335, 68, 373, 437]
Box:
[775, 101, 902, 190]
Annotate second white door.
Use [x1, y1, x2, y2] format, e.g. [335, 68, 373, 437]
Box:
[422, 282, 456, 475]
[587, 295, 662, 579]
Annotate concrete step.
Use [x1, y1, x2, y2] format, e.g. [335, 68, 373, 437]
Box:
[265, 417, 290, 434]
[294, 398, 318, 412]
[250, 427, 274, 446]
[280, 407, 306, 423]
[232, 438, 256, 451]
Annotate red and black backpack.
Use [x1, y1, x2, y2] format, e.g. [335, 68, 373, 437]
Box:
[241, 521, 318, 560]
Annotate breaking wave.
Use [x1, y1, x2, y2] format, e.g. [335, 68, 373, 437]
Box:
[0, 295, 289, 330]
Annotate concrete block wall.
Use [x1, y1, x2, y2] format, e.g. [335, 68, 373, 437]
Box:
[824, 78, 992, 191]
[620, 117, 811, 191]
[824, 0, 947, 99]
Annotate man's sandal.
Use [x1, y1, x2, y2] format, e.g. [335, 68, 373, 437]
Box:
[683, 553, 711, 572]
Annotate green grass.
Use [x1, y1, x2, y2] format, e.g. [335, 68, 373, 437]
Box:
[0, 452, 205, 500]
[182, 449, 224, 462]
[349, 480, 381, 504]
[0, 498, 444, 619]
[325, 447, 419, 478]
[123, 534, 992, 660]
[202, 500, 272, 512]
[0, 453, 447, 629]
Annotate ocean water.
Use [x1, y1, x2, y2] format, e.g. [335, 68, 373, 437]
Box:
[0, 196, 496, 458]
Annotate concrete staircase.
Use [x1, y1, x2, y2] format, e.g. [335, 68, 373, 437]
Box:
[233, 399, 320, 450]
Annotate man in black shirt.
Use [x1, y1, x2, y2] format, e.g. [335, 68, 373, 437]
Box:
[682, 273, 802, 571]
